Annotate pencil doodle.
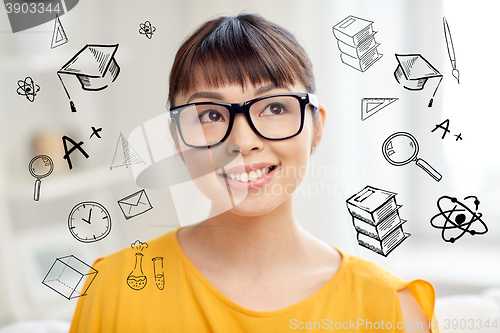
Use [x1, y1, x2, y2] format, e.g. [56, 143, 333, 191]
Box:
[110, 132, 145, 170]
[51, 14, 69, 49]
[152, 257, 164, 290]
[394, 54, 443, 107]
[117, 189, 153, 220]
[430, 195, 487, 243]
[139, 21, 156, 39]
[332, 15, 382, 72]
[346, 186, 410, 257]
[127, 240, 149, 291]
[62, 135, 89, 170]
[89, 127, 102, 139]
[57, 44, 120, 112]
[382, 132, 442, 182]
[29, 155, 54, 201]
[42, 255, 98, 300]
[68, 201, 111, 243]
[361, 98, 398, 121]
[17, 76, 40, 102]
[443, 17, 459, 83]
[431, 119, 463, 141]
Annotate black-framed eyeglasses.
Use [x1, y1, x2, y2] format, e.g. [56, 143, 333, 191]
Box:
[169, 93, 318, 149]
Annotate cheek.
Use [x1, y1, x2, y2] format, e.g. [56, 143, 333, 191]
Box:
[287, 117, 315, 162]
[272, 126, 314, 183]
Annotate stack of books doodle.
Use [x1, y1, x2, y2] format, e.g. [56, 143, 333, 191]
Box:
[346, 186, 410, 256]
[332, 15, 382, 72]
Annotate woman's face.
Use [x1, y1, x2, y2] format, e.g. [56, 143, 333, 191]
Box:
[172, 81, 324, 217]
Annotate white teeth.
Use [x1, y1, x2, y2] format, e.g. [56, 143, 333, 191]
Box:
[240, 172, 248, 182]
[223, 166, 276, 182]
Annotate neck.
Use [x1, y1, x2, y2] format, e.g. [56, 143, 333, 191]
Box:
[194, 196, 307, 274]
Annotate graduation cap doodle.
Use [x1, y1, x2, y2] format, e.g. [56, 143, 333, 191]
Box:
[57, 44, 120, 112]
[394, 54, 443, 107]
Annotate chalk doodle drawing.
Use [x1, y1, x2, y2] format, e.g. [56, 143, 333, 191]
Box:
[431, 119, 463, 141]
[332, 15, 382, 72]
[382, 132, 442, 182]
[42, 255, 98, 300]
[139, 21, 156, 39]
[62, 135, 89, 170]
[89, 126, 102, 139]
[430, 196, 487, 243]
[346, 185, 410, 256]
[17, 77, 40, 102]
[127, 240, 149, 291]
[51, 14, 69, 49]
[110, 132, 146, 170]
[117, 189, 153, 220]
[361, 98, 398, 121]
[57, 44, 120, 112]
[68, 201, 111, 243]
[443, 17, 460, 83]
[394, 54, 443, 107]
[29, 155, 54, 201]
[152, 257, 164, 290]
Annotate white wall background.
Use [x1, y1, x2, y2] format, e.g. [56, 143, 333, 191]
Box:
[0, 0, 499, 326]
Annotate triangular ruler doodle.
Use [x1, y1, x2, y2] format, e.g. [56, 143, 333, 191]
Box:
[51, 15, 68, 49]
[110, 133, 145, 170]
[361, 98, 398, 121]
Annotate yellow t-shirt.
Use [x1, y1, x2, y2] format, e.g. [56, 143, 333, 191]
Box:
[70, 228, 439, 332]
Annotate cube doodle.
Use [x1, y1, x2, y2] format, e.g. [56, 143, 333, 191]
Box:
[42, 255, 97, 300]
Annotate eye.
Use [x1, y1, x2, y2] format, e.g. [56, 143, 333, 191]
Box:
[199, 110, 225, 123]
[261, 103, 285, 116]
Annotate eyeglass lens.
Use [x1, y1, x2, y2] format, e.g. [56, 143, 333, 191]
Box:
[178, 96, 302, 147]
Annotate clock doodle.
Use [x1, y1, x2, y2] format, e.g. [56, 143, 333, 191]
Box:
[68, 201, 111, 243]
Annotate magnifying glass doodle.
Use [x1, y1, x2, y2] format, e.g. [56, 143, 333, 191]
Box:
[382, 132, 442, 182]
[29, 155, 54, 201]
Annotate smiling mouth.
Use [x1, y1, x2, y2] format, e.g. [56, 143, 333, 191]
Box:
[220, 166, 277, 182]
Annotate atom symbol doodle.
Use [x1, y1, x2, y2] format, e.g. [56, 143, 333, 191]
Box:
[16, 76, 40, 102]
[139, 21, 156, 39]
[430, 195, 488, 243]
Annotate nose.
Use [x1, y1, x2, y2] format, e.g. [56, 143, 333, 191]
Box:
[225, 113, 263, 154]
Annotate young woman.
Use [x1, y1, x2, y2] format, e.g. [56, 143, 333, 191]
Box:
[70, 13, 437, 332]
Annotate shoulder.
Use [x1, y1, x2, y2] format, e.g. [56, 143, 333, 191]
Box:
[337, 249, 407, 290]
[338, 249, 435, 299]
[336, 249, 436, 332]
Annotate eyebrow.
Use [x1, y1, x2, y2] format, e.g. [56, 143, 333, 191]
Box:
[187, 91, 224, 104]
[186, 84, 292, 104]
[255, 84, 291, 95]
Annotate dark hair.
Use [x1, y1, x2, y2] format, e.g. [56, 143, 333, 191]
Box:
[168, 13, 316, 108]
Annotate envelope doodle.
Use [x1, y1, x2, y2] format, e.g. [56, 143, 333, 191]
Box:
[117, 190, 153, 220]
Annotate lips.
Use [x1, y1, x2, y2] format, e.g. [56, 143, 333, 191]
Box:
[216, 163, 279, 191]
[220, 166, 276, 182]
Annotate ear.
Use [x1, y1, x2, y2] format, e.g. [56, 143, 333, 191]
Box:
[311, 104, 326, 154]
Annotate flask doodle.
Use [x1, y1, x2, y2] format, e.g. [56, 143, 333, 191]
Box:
[126, 240, 148, 290]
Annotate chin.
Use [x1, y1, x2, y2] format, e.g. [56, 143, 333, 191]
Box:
[222, 189, 292, 217]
